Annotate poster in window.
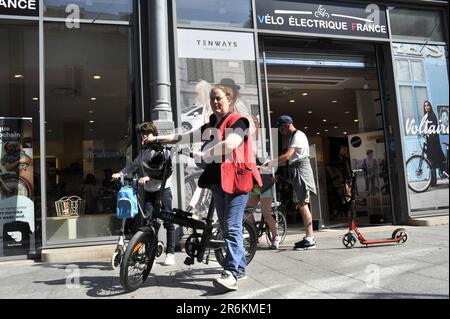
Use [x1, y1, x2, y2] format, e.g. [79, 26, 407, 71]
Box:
[0, 118, 34, 256]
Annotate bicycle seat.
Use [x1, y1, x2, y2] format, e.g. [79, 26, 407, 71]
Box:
[271, 201, 281, 209]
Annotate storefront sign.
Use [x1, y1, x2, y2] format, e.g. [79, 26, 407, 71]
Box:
[178, 29, 255, 61]
[0, 118, 34, 256]
[0, 0, 38, 16]
[256, 0, 388, 39]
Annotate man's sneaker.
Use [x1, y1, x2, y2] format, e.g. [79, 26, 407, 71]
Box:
[236, 273, 248, 281]
[294, 237, 317, 250]
[213, 270, 238, 291]
[162, 253, 176, 266]
[270, 234, 281, 250]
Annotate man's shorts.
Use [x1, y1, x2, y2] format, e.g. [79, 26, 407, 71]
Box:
[250, 183, 273, 199]
[293, 180, 310, 206]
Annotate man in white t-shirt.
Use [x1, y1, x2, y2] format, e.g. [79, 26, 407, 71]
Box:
[263, 115, 317, 249]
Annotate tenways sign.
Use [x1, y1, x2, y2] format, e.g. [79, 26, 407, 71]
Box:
[0, 0, 38, 17]
[256, 0, 388, 39]
[178, 29, 255, 61]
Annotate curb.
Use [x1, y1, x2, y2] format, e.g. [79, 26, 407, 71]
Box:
[41, 244, 116, 263]
[407, 215, 449, 227]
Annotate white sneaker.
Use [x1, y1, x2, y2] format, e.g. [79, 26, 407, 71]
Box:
[270, 234, 281, 249]
[213, 270, 238, 291]
[162, 253, 176, 266]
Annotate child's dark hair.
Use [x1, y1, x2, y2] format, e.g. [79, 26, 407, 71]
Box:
[135, 121, 158, 136]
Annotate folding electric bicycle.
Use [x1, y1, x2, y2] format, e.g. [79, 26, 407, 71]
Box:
[119, 146, 258, 292]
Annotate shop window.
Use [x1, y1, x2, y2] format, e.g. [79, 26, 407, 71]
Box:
[44, 22, 133, 242]
[176, 0, 252, 28]
[44, 0, 133, 22]
[0, 21, 40, 258]
[389, 7, 445, 42]
[177, 29, 260, 219]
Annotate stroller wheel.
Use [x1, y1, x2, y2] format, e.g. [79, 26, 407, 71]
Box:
[342, 232, 356, 248]
[111, 251, 122, 270]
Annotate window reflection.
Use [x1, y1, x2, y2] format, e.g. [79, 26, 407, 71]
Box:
[389, 7, 445, 42]
[44, 0, 133, 22]
[176, 0, 252, 28]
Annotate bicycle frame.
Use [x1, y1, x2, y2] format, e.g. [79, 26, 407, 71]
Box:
[141, 147, 226, 265]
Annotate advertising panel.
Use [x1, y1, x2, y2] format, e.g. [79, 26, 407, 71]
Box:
[393, 44, 449, 212]
[0, 118, 34, 256]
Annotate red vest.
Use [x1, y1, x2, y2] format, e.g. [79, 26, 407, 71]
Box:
[216, 113, 262, 194]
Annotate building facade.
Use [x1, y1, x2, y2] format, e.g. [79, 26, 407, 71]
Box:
[0, 0, 448, 260]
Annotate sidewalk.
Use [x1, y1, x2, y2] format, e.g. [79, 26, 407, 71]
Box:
[0, 222, 448, 299]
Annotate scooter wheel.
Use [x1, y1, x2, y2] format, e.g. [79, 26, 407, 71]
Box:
[111, 251, 122, 270]
[156, 241, 165, 258]
[392, 228, 408, 244]
[342, 232, 356, 248]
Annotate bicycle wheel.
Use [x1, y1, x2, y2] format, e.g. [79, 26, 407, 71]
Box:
[265, 209, 288, 246]
[406, 155, 432, 193]
[120, 230, 157, 292]
[214, 218, 258, 267]
[0, 174, 32, 199]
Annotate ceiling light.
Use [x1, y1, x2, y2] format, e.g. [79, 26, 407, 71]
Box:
[354, 119, 359, 122]
[343, 131, 348, 135]
[304, 126, 308, 130]
[322, 119, 327, 122]
[88, 110, 95, 114]
[325, 129, 329, 132]
[289, 100, 295, 103]
[345, 111, 351, 114]
[90, 97, 97, 101]
[316, 132, 320, 135]
[302, 93, 308, 96]
[307, 111, 313, 114]
[32, 97, 39, 101]
[89, 120, 95, 123]
[14, 74, 24, 79]
[334, 126, 338, 129]
[331, 100, 338, 103]
[93, 75, 101, 80]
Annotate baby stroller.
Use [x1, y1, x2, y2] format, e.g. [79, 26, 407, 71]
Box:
[111, 176, 165, 270]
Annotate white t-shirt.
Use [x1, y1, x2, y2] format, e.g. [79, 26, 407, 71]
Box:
[288, 130, 310, 164]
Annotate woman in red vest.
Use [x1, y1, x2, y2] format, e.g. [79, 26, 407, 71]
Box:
[147, 85, 262, 292]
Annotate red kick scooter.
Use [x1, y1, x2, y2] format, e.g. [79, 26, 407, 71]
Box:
[342, 169, 409, 248]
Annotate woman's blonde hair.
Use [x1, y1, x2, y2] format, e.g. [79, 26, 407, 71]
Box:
[211, 85, 235, 107]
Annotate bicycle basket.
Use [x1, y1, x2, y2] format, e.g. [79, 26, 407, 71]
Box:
[55, 196, 86, 216]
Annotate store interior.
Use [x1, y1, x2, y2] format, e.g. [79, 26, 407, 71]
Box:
[261, 38, 393, 227]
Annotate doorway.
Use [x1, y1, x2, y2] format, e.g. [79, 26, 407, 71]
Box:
[260, 37, 393, 227]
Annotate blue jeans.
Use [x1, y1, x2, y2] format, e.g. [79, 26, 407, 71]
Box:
[143, 188, 176, 254]
[211, 184, 249, 279]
